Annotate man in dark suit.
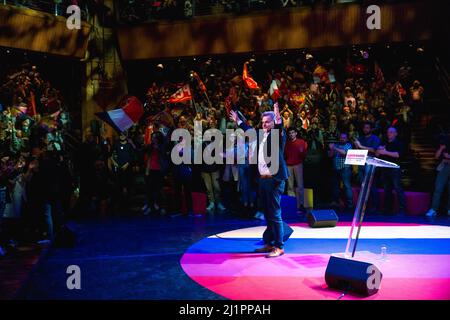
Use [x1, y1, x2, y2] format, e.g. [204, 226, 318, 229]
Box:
[230, 102, 289, 258]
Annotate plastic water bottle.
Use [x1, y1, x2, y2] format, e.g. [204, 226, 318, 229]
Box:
[380, 245, 387, 261]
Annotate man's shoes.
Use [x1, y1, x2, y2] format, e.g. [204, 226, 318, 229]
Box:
[254, 211, 265, 220]
[425, 209, 437, 217]
[255, 245, 274, 253]
[266, 247, 285, 258]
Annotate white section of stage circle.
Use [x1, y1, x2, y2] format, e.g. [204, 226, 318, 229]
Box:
[210, 225, 450, 239]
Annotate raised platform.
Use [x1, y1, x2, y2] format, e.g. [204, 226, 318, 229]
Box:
[180, 222, 450, 300]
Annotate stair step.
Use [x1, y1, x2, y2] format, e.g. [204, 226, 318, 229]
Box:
[414, 149, 435, 153]
[420, 162, 437, 166]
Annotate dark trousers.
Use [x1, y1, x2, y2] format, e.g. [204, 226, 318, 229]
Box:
[382, 168, 406, 213]
[145, 170, 164, 209]
[332, 167, 353, 207]
[259, 178, 285, 249]
[174, 175, 193, 213]
[115, 167, 133, 210]
[238, 165, 254, 205]
[431, 163, 450, 211]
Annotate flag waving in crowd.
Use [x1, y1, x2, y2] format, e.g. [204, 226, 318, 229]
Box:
[95, 96, 144, 133]
[242, 62, 259, 90]
[191, 71, 207, 93]
[269, 79, 281, 101]
[167, 84, 192, 104]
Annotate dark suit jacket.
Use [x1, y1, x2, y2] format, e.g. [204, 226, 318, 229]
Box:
[239, 121, 289, 181]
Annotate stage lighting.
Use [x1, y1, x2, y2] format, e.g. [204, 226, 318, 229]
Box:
[157, 63, 164, 69]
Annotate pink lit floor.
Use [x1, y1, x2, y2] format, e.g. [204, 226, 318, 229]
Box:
[180, 222, 450, 300]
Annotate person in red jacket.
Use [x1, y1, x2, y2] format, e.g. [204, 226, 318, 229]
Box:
[284, 127, 308, 214]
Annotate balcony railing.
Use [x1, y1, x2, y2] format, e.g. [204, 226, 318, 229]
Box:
[1, 0, 89, 20]
[115, 0, 412, 24]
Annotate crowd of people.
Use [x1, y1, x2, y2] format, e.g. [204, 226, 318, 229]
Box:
[0, 63, 75, 256]
[79, 50, 429, 222]
[2, 48, 449, 259]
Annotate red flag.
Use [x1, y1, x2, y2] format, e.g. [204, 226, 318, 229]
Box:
[242, 62, 259, 90]
[192, 71, 207, 93]
[144, 124, 154, 145]
[168, 84, 192, 104]
[29, 91, 37, 116]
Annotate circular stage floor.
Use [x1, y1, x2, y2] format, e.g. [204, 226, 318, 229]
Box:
[180, 222, 450, 300]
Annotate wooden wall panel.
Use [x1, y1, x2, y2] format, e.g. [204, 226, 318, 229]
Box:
[117, 2, 434, 60]
[0, 5, 90, 58]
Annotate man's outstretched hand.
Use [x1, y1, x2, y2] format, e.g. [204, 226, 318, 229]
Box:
[229, 110, 239, 123]
[274, 102, 282, 125]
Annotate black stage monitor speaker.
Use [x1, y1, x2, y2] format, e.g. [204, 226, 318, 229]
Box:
[325, 256, 383, 296]
[307, 210, 338, 228]
[263, 221, 294, 243]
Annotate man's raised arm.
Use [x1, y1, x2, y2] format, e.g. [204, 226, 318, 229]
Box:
[229, 110, 251, 131]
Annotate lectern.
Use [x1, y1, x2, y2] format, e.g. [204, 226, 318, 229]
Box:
[344, 156, 400, 257]
[325, 152, 400, 296]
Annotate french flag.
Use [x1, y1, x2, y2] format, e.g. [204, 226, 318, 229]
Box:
[95, 96, 144, 133]
[269, 79, 281, 101]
